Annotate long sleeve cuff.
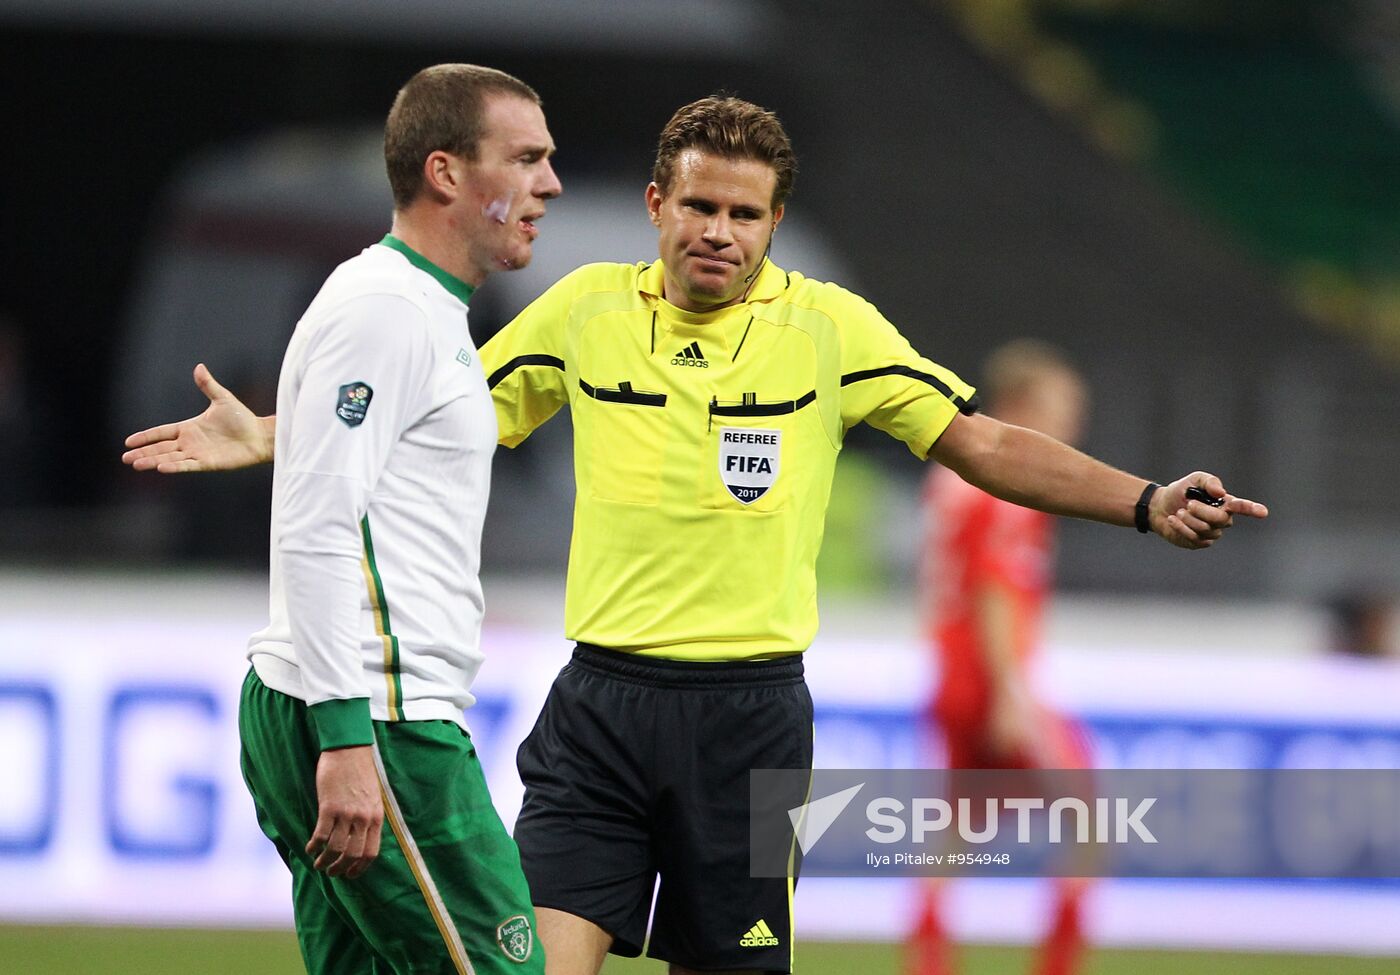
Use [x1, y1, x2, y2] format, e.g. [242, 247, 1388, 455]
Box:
[308, 697, 375, 750]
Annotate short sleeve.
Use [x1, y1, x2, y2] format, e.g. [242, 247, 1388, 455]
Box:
[836, 293, 977, 458]
[482, 278, 572, 448]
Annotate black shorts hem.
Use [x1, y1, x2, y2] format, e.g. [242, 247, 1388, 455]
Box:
[646, 944, 792, 974]
[527, 901, 644, 959]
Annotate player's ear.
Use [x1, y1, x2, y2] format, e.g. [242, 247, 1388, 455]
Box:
[645, 182, 664, 227]
[421, 150, 461, 204]
[771, 204, 784, 232]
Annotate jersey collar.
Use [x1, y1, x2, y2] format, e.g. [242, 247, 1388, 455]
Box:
[379, 234, 475, 306]
[637, 259, 787, 307]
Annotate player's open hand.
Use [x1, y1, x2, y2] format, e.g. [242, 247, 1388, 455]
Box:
[307, 745, 384, 879]
[1152, 472, 1269, 549]
[121, 363, 274, 473]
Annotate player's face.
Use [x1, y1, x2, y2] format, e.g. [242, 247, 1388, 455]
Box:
[646, 149, 783, 312]
[1026, 370, 1089, 445]
[458, 95, 561, 280]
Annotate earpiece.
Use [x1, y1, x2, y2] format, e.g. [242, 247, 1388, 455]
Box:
[742, 235, 774, 286]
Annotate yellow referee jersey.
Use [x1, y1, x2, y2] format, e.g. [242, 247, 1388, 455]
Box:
[483, 260, 977, 660]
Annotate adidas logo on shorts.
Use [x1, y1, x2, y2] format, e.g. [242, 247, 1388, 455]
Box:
[739, 918, 780, 947]
[671, 341, 709, 368]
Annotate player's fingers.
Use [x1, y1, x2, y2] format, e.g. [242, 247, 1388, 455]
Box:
[124, 438, 183, 460]
[306, 814, 334, 866]
[340, 810, 386, 878]
[309, 806, 358, 874]
[328, 822, 366, 878]
[192, 363, 233, 403]
[309, 839, 335, 871]
[124, 423, 182, 449]
[315, 844, 342, 874]
[137, 454, 185, 472]
[124, 448, 169, 467]
[362, 815, 382, 863]
[154, 457, 209, 474]
[342, 821, 384, 880]
[322, 818, 357, 875]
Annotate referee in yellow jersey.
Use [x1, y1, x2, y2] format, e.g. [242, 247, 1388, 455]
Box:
[486, 97, 1265, 975]
[123, 95, 1268, 975]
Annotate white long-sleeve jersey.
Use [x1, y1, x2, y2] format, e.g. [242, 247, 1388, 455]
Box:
[248, 237, 496, 747]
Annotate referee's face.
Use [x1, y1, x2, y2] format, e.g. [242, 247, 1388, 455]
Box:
[646, 149, 783, 312]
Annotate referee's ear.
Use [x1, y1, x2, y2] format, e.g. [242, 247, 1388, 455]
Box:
[646, 181, 664, 227]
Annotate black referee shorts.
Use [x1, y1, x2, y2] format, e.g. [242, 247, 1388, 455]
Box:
[514, 643, 814, 972]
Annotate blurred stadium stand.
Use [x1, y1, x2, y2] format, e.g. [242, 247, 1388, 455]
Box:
[0, 0, 1396, 602]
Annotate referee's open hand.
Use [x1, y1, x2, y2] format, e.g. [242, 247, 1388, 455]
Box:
[307, 745, 384, 879]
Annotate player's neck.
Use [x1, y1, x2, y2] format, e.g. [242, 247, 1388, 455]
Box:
[389, 212, 486, 289]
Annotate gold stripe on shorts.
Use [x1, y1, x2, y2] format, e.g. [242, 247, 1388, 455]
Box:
[371, 742, 475, 974]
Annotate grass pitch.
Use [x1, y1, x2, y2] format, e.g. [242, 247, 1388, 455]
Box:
[1, 926, 1396, 974]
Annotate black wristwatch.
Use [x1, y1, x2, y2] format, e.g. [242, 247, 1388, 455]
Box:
[1135, 481, 1161, 534]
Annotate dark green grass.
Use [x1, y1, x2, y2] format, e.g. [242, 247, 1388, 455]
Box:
[2, 926, 1395, 974]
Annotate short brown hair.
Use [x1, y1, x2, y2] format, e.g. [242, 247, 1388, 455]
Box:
[652, 96, 797, 209]
[383, 64, 540, 208]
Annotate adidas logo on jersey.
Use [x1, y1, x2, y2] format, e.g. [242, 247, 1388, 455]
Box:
[671, 341, 709, 368]
[739, 919, 780, 948]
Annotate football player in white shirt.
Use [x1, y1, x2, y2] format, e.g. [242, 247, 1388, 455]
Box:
[127, 63, 559, 975]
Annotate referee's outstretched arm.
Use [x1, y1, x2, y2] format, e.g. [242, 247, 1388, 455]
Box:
[928, 409, 1268, 550]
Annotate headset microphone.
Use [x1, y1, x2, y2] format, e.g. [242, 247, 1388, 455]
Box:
[742, 225, 776, 286]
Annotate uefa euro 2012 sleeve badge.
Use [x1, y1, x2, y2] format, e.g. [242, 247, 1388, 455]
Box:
[336, 382, 374, 427]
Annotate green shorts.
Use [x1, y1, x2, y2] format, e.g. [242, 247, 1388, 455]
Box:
[238, 669, 541, 974]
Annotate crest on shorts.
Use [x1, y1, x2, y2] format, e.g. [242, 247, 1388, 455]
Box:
[336, 382, 373, 427]
[718, 427, 781, 504]
[496, 914, 533, 963]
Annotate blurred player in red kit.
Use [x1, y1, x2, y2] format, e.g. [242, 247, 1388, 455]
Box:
[909, 339, 1093, 975]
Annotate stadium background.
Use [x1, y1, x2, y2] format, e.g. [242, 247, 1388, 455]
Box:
[2, 0, 1399, 971]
